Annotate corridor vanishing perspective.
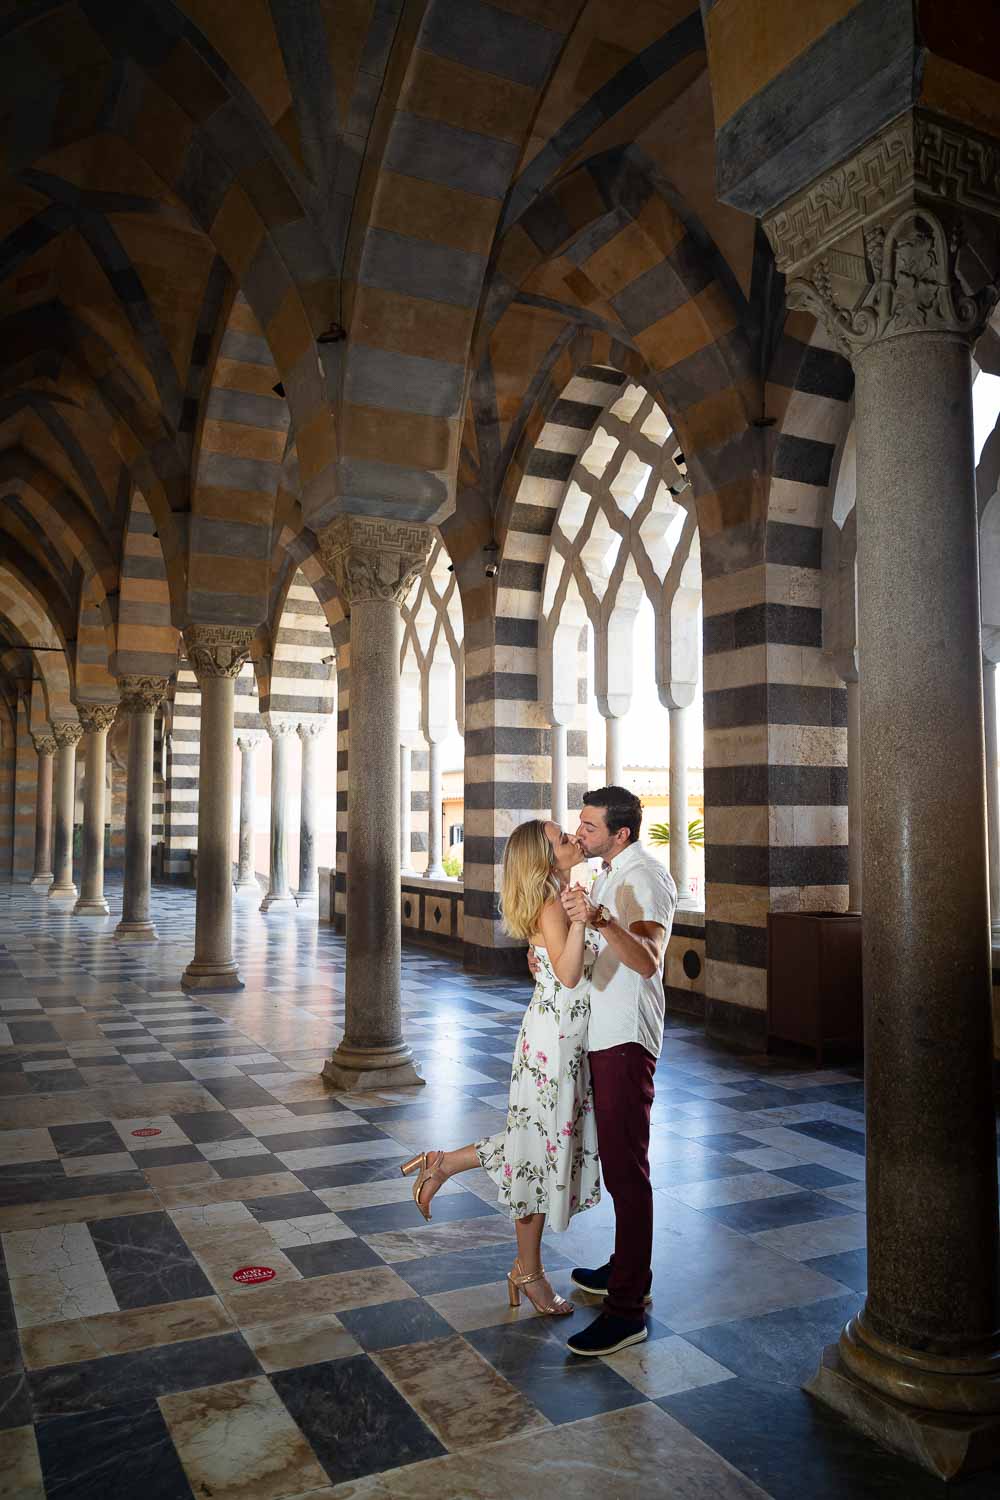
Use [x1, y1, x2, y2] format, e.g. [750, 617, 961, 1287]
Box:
[3, 0, 1000, 1493]
[1, 879, 997, 1500]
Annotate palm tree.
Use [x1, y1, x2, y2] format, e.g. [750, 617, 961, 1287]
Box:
[648, 817, 704, 849]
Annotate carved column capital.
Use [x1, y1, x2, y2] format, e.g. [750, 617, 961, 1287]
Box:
[764, 111, 1000, 358]
[236, 734, 262, 755]
[264, 717, 295, 741]
[297, 718, 328, 741]
[118, 675, 170, 715]
[183, 624, 255, 680]
[52, 720, 84, 749]
[78, 702, 117, 734]
[317, 516, 433, 608]
[31, 733, 56, 757]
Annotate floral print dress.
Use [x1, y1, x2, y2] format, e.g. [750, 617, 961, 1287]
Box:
[476, 941, 601, 1230]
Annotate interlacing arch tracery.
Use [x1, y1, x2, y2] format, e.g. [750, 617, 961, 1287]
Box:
[539, 382, 701, 730]
[400, 537, 465, 746]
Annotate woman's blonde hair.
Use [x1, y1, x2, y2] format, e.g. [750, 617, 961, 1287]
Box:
[498, 819, 559, 941]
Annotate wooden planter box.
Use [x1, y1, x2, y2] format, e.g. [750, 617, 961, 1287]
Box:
[766, 911, 863, 1066]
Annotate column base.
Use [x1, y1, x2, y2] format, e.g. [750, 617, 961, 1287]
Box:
[181, 959, 245, 992]
[30, 873, 53, 890]
[114, 920, 158, 943]
[259, 891, 298, 913]
[48, 883, 78, 903]
[423, 866, 446, 880]
[234, 878, 261, 897]
[73, 896, 110, 916]
[807, 1344, 1000, 1481]
[295, 889, 318, 907]
[321, 1040, 426, 1092]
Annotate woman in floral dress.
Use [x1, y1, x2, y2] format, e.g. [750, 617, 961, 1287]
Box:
[401, 820, 600, 1318]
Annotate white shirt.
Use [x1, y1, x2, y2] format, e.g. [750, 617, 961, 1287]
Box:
[587, 841, 677, 1059]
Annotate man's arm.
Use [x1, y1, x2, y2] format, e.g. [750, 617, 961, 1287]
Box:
[560, 886, 665, 979]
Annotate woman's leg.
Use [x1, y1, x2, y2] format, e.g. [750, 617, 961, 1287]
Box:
[512, 1212, 571, 1314]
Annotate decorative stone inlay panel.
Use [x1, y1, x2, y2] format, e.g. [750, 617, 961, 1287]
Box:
[31, 734, 56, 757]
[764, 110, 1000, 359]
[52, 720, 84, 749]
[78, 703, 117, 734]
[118, 676, 170, 715]
[183, 624, 255, 679]
[317, 516, 433, 607]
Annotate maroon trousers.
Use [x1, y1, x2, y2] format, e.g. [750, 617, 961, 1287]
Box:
[588, 1042, 656, 1322]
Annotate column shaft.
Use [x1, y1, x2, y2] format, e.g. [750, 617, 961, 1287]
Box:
[605, 715, 623, 786]
[30, 740, 55, 888]
[296, 723, 321, 903]
[550, 723, 568, 831]
[400, 744, 413, 872]
[182, 672, 243, 991]
[425, 738, 445, 878]
[74, 710, 114, 916]
[116, 686, 163, 941]
[49, 728, 79, 900]
[853, 334, 998, 1356]
[846, 673, 863, 912]
[261, 724, 296, 912]
[235, 737, 260, 892]
[668, 706, 689, 902]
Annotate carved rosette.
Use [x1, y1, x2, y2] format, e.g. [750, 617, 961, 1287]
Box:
[31, 733, 56, 758]
[317, 516, 433, 608]
[118, 675, 170, 715]
[297, 718, 328, 741]
[764, 111, 1000, 358]
[77, 703, 117, 735]
[183, 624, 255, 680]
[52, 720, 84, 749]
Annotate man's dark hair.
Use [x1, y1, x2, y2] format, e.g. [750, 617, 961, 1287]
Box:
[583, 786, 642, 844]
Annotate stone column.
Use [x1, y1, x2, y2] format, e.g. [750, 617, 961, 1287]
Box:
[399, 743, 414, 872]
[318, 515, 432, 1090]
[181, 625, 254, 991]
[668, 706, 689, 903]
[550, 722, 568, 831]
[296, 719, 325, 904]
[767, 118, 1000, 1477]
[604, 714, 623, 786]
[846, 665, 863, 913]
[260, 719, 296, 912]
[235, 734, 261, 894]
[49, 721, 82, 901]
[73, 703, 116, 916]
[115, 677, 168, 942]
[29, 734, 55, 888]
[424, 736, 445, 878]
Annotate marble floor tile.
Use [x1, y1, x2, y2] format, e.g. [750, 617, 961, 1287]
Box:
[423, 1280, 539, 1335]
[222, 1266, 413, 1328]
[264, 1211, 354, 1249]
[62, 1152, 137, 1178]
[28, 1331, 262, 1418]
[375, 1332, 549, 1450]
[89, 1210, 216, 1308]
[749, 1214, 868, 1261]
[271, 1354, 445, 1484]
[0, 1423, 44, 1499]
[466, 1320, 647, 1426]
[662, 1173, 803, 1211]
[0, 1129, 56, 1166]
[159, 1374, 330, 1500]
[20, 1295, 235, 1370]
[5, 1222, 119, 1328]
[602, 1333, 736, 1398]
[242, 1314, 362, 1373]
[362, 1216, 514, 1265]
[155, 1171, 303, 1210]
[337, 1297, 455, 1353]
[34, 1398, 194, 1500]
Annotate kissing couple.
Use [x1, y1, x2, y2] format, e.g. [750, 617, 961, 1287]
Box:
[402, 785, 677, 1357]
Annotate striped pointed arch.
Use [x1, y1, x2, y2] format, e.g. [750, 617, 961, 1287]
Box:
[114, 490, 180, 681]
[0, 571, 74, 722]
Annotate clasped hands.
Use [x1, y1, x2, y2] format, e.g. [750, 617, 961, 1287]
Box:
[560, 883, 599, 927]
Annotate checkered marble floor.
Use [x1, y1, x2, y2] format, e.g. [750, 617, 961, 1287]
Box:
[0, 879, 996, 1499]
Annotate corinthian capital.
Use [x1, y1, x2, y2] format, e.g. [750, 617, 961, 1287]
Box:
[118, 675, 170, 715]
[52, 719, 84, 749]
[317, 516, 432, 607]
[31, 733, 56, 757]
[264, 717, 295, 741]
[297, 718, 328, 741]
[764, 111, 1000, 358]
[78, 702, 117, 734]
[183, 624, 255, 680]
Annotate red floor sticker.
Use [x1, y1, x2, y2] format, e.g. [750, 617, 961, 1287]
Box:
[232, 1266, 276, 1285]
[131, 1127, 162, 1137]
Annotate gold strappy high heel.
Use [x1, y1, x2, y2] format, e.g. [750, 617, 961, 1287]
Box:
[507, 1258, 573, 1317]
[400, 1151, 447, 1221]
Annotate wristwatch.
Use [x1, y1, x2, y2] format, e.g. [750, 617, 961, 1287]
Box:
[591, 904, 611, 929]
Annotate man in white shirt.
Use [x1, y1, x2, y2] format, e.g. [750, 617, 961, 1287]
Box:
[559, 786, 677, 1356]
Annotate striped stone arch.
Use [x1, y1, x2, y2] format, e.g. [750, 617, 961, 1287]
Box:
[188, 293, 291, 626]
[259, 567, 336, 722]
[0, 450, 118, 618]
[114, 491, 180, 681]
[2, 6, 336, 532]
[0, 572, 74, 723]
[75, 581, 118, 709]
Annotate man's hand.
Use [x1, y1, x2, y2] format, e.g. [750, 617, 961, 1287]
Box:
[527, 946, 541, 978]
[560, 883, 597, 926]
